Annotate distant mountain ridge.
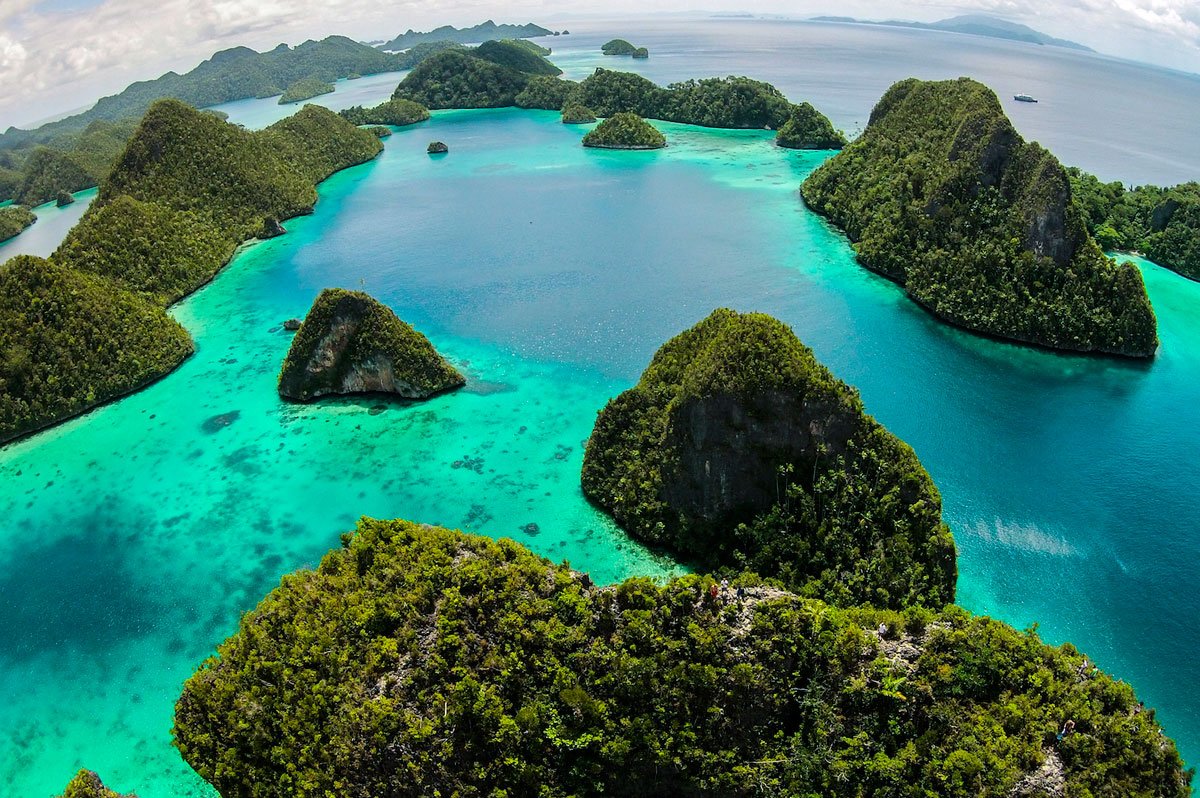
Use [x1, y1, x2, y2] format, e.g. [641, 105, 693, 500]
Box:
[378, 20, 554, 52]
[811, 14, 1095, 52]
[0, 36, 407, 152]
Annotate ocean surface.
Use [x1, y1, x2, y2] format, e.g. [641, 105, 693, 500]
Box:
[2, 19, 1200, 797]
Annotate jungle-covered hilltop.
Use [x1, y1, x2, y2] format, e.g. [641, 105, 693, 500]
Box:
[582, 309, 956, 610]
[173, 519, 1190, 798]
[582, 113, 666, 149]
[801, 77, 1159, 357]
[0, 99, 382, 445]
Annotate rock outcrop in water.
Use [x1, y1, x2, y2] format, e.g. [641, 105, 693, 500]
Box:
[56, 769, 134, 798]
[801, 77, 1158, 357]
[582, 308, 956, 609]
[172, 519, 1189, 798]
[278, 288, 464, 402]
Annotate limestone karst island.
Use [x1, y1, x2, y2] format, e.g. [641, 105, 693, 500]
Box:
[0, 8, 1198, 798]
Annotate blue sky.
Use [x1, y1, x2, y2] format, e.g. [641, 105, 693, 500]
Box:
[2, 0, 1199, 127]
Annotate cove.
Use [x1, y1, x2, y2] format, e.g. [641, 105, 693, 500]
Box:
[2, 107, 1200, 796]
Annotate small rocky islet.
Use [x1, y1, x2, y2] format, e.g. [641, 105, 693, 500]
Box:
[277, 288, 465, 403]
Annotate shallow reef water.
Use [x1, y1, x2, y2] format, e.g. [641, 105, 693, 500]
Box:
[2, 101, 1200, 796]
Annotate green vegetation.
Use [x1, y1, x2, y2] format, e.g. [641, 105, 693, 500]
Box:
[801, 78, 1158, 357]
[0, 36, 408, 158]
[338, 98, 430, 127]
[56, 190, 75, 206]
[503, 38, 551, 56]
[633, 47, 649, 58]
[561, 102, 597, 124]
[56, 769, 133, 798]
[571, 70, 841, 141]
[2, 118, 139, 206]
[602, 38, 640, 55]
[0, 99, 382, 444]
[473, 39, 562, 76]
[174, 519, 1189, 798]
[582, 112, 665, 149]
[378, 21, 552, 52]
[0, 255, 194, 444]
[392, 48, 535, 108]
[514, 76, 577, 110]
[0, 205, 35, 242]
[278, 76, 335, 104]
[777, 101, 848, 149]
[1070, 170, 1200, 280]
[278, 288, 464, 402]
[54, 195, 234, 303]
[582, 309, 955, 609]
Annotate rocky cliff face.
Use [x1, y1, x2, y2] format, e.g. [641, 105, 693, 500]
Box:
[278, 288, 464, 402]
[801, 77, 1159, 357]
[581, 308, 956, 609]
[662, 390, 857, 525]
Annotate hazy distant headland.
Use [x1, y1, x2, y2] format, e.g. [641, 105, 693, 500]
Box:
[810, 13, 1095, 52]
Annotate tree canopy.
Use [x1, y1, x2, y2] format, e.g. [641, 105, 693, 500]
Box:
[802, 78, 1158, 356]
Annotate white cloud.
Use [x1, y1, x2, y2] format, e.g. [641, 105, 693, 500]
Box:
[1, 0, 1198, 127]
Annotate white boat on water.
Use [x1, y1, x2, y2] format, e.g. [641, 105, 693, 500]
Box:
[1014, 93, 1038, 103]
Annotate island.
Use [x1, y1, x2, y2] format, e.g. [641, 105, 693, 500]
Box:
[0, 99, 383, 445]
[278, 76, 335, 104]
[571, 70, 845, 145]
[1070, 170, 1200, 280]
[776, 101, 847, 149]
[601, 38, 641, 55]
[172, 518, 1189, 798]
[801, 77, 1158, 357]
[55, 190, 75, 207]
[277, 288, 464, 402]
[339, 98, 431, 127]
[0, 205, 36, 242]
[811, 13, 1095, 52]
[396, 51, 841, 143]
[0, 36, 409, 196]
[581, 112, 665, 149]
[632, 47, 649, 58]
[427, 141, 448, 154]
[55, 770, 131, 798]
[582, 309, 955, 608]
[377, 20, 552, 52]
[392, 43, 560, 109]
[560, 101, 596, 124]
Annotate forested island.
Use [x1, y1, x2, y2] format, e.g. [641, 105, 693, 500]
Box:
[377, 20, 553, 52]
[56, 770, 130, 798]
[602, 38, 649, 57]
[0, 100, 382, 444]
[338, 98, 430, 127]
[802, 77, 1158, 357]
[278, 76, 335, 104]
[169, 518, 1188, 797]
[395, 53, 844, 148]
[583, 309, 955, 609]
[278, 288, 464, 402]
[0, 205, 36, 242]
[1071, 172, 1200, 280]
[581, 112, 666, 149]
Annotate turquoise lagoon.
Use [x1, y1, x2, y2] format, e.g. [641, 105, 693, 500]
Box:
[2, 108, 1200, 796]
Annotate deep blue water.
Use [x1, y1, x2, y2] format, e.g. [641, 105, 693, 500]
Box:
[1, 19, 1199, 797]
